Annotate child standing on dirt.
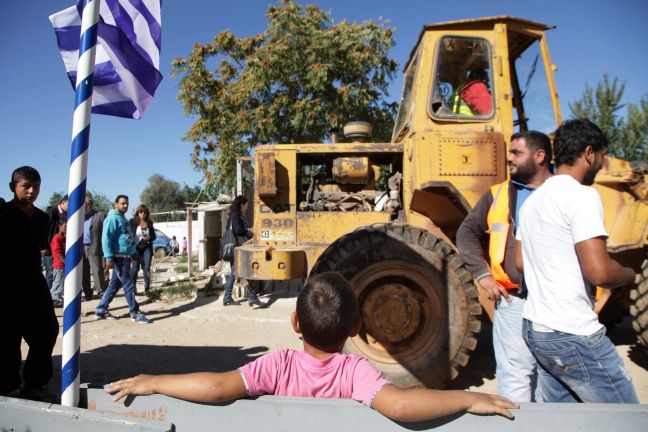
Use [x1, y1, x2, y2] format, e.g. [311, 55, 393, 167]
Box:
[50, 218, 66, 307]
[181, 236, 187, 256]
[107, 272, 517, 421]
[169, 236, 179, 257]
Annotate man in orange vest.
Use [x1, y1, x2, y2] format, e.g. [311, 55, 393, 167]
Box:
[457, 130, 553, 402]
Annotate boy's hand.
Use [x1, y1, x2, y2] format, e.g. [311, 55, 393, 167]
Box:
[466, 392, 518, 419]
[106, 375, 156, 402]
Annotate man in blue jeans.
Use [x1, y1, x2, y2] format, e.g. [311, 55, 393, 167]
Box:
[95, 195, 150, 324]
[515, 119, 637, 403]
[457, 131, 552, 402]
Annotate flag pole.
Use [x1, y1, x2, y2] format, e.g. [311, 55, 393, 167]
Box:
[61, 0, 101, 407]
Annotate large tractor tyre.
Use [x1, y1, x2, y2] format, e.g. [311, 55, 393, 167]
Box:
[310, 223, 481, 389]
[630, 259, 648, 348]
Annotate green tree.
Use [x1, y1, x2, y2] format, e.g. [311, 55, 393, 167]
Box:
[140, 174, 186, 214]
[172, 0, 397, 189]
[569, 74, 648, 162]
[47, 191, 66, 208]
[46, 190, 111, 213]
[87, 190, 111, 213]
[618, 95, 648, 162]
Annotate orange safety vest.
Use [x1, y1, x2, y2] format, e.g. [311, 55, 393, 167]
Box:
[486, 181, 519, 290]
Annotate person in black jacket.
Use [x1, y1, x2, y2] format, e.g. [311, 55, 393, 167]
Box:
[130, 204, 157, 295]
[44, 194, 68, 291]
[223, 195, 264, 307]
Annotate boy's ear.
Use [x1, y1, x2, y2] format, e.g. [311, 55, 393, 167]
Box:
[349, 316, 361, 337]
[291, 311, 301, 334]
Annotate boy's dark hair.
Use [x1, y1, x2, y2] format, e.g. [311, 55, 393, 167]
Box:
[114, 194, 129, 203]
[510, 130, 553, 165]
[297, 272, 359, 352]
[9, 166, 41, 192]
[553, 119, 608, 167]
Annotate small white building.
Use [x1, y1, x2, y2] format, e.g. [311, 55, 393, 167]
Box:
[192, 200, 231, 270]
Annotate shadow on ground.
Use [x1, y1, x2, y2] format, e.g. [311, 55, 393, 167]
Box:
[46, 344, 268, 403]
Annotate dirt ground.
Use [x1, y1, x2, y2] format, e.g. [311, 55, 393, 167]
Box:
[24, 261, 648, 404]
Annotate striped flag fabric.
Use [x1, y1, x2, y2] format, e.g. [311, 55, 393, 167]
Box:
[49, 0, 163, 119]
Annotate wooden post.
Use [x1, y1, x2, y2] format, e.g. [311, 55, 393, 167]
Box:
[187, 208, 193, 277]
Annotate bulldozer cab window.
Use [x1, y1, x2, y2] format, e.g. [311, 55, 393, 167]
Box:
[510, 38, 556, 134]
[430, 37, 494, 119]
[393, 49, 420, 140]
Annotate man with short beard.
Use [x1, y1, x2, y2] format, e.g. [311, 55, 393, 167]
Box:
[457, 131, 552, 402]
[515, 119, 638, 403]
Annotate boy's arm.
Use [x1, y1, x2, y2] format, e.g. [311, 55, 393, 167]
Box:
[371, 385, 517, 422]
[107, 371, 247, 404]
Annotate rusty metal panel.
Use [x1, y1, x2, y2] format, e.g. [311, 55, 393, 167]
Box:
[332, 157, 370, 184]
[607, 201, 648, 252]
[296, 212, 391, 245]
[438, 135, 500, 176]
[235, 246, 308, 280]
[256, 152, 277, 197]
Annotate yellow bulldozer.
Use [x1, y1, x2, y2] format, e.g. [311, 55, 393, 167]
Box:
[235, 16, 648, 388]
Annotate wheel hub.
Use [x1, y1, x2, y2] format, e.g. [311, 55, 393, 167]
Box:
[362, 283, 422, 344]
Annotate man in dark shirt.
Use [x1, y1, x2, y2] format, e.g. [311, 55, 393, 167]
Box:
[0, 166, 59, 400]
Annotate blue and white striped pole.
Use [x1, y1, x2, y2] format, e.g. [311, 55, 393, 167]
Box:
[61, 0, 101, 407]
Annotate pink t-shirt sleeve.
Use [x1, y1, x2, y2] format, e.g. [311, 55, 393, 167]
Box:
[239, 350, 281, 397]
[350, 357, 391, 407]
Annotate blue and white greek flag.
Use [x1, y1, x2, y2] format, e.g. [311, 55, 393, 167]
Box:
[50, 0, 163, 119]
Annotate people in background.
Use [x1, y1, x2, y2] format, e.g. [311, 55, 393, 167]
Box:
[95, 195, 151, 324]
[87, 206, 108, 297]
[222, 195, 264, 308]
[50, 218, 67, 308]
[169, 235, 179, 257]
[44, 194, 68, 290]
[81, 197, 96, 301]
[130, 204, 156, 295]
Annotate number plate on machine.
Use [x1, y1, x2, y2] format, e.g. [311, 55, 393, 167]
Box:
[260, 218, 295, 241]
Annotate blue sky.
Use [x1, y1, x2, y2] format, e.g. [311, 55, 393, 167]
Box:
[1, 0, 647, 209]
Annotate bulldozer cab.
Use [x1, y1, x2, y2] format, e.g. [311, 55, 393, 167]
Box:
[394, 16, 561, 139]
[394, 17, 563, 234]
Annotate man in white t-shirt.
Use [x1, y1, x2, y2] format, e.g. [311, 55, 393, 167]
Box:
[514, 119, 638, 403]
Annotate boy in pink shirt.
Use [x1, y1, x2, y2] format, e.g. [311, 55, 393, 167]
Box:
[107, 273, 517, 421]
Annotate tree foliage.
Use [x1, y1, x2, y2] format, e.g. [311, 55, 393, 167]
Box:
[46, 190, 110, 213]
[172, 0, 398, 189]
[87, 190, 111, 213]
[569, 74, 648, 162]
[47, 191, 66, 208]
[140, 174, 186, 214]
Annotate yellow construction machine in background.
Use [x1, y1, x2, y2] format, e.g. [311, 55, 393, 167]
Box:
[235, 16, 648, 388]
